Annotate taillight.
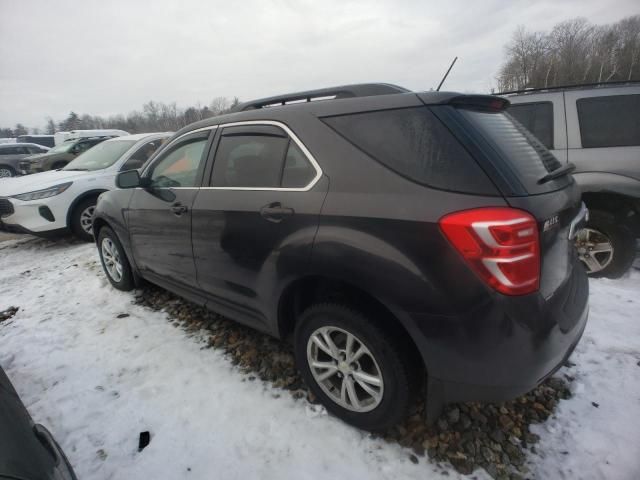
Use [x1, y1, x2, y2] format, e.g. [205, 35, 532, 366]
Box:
[439, 207, 540, 295]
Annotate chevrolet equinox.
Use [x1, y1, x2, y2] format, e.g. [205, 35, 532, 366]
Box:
[92, 84, 589, 431]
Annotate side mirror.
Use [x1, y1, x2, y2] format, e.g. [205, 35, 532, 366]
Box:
[116, 169, 148, 189]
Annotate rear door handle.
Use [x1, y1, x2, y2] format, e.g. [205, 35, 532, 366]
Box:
[260, 202, 294, 223]
[171, 203, 188, 216]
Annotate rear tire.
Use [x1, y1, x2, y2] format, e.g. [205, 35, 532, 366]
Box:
[577, 209, 636, 279]
[294, 303, 417, 431]
[0, 165, 15, 178]
[70, 197, 98, 242]
[98, 226, 134, 291]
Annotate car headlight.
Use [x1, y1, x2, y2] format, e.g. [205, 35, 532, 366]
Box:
[11, 182, 73, 201]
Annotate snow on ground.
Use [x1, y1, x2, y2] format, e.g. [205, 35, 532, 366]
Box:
[1, 236, 639, 480]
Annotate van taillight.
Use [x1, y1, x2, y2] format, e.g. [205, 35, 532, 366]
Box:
[439, 208, 540, 295]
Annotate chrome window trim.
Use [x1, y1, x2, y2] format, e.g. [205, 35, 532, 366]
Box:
[140, 120, 323, 192]
[205, 120, 322, 192]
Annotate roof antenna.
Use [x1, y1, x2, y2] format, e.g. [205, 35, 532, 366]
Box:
[436, 56, 458, 91]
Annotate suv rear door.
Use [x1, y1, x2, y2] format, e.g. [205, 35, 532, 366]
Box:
[191, 122, 327, 331]
[564, 87, 640, 183]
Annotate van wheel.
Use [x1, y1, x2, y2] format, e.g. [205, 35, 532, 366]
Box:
[70, 197, 98, 242]
[0, 165, 15, 178]
[576, 209, 636, 278]
[98, 226, 134, 291]
[294, 303, 416, 431]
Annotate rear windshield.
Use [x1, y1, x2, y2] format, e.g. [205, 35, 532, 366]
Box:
[457, 108, 570, 194]
[321, 107, 497, 195]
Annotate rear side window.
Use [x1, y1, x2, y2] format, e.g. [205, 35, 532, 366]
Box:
[457, 108, 567, 194]
[211, 126, 317, 189]
[321, 107, 496, 195]
[507, 102, 554, 149]
[577, 94, 640, 148]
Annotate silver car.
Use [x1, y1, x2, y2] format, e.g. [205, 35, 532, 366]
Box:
[503, 82, 640, 278]
[0, 143, 50, 178]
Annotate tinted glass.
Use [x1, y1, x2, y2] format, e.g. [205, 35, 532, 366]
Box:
[63, 140, 136, 171]
[322, 107, 496, 194]
[121, 138, 167, 171]
[150, 138, 207, 187]
[577, 94, 640, 148]
[282, 141, 316, 188]
[211, 132, 288, 187]
[0, 147, 18, 155]
[507, 102, 554, 149]
[458, 108, 568, 194]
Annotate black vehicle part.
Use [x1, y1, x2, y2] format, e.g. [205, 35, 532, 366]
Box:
[580, 209, 636, 278]
[70, 196, 98, 241]
[294, 303, 419, 432]
[232, 83, 410, 112]
[98, 226, 134, 290]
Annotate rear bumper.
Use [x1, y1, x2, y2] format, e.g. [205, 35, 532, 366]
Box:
[408, 261, 589, 404]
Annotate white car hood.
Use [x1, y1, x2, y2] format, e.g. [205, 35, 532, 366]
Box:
[0, 170, 96, 197]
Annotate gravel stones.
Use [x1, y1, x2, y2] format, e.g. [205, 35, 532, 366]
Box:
[134, 284, 574, 479]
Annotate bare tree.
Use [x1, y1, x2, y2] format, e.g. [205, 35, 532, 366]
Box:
[497, 15, 640, 91]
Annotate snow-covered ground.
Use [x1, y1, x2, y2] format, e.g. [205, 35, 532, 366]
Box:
[1, 236, 639, 480]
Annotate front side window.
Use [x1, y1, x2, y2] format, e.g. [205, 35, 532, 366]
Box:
[211, 125, 316, 188]
[149, 138, 207, 188]
[507, 102, 554, 149]
[577, 94, 640, 148]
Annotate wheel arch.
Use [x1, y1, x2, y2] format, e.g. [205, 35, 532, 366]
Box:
[582, 191, 640, 235]
[65, 189, 109, 228]
[277, 275, 426, 374]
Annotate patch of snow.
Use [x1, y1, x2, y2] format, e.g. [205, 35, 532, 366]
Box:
[0, 238, 468, 480]
[1, 236, 639, 479]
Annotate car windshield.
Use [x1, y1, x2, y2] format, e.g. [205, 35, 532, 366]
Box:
[63, 140, 136, 171]
[47, 142, 74, 154]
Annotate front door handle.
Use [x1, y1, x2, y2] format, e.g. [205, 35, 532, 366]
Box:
[171, 203, 188, 216]
[260, 202, 294, 223]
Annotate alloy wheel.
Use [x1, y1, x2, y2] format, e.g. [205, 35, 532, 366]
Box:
[575, 227, 614, 274]
[80, 205, 96, 235]
[306, 326, 384, 412]
[0, 168, 13, 178]
[101, 237, 123, 282]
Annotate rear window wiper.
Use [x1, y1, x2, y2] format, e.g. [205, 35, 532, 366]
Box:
[537, 162, 576, 184]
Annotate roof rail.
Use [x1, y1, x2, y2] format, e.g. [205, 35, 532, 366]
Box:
[230, 83, 411, 112]
[499, 79, 640, 95]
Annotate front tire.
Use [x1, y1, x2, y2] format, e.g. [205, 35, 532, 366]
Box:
[577, 209, 636, 278]
[294, 303, 416, 431]
[98, 226, 134, 291]
[71, 197, 98, 242]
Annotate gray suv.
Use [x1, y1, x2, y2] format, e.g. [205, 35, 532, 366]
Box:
[0, 143, 50, 177]
[504, 82, 640, 278]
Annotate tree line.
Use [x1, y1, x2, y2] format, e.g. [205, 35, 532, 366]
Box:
[0, 96, 239, 138]
[497, 15, 640, 92]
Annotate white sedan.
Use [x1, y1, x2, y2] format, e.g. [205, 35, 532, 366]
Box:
[0, 133, 172, 240]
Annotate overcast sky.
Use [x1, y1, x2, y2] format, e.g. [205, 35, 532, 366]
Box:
[1, 0, 638, 129]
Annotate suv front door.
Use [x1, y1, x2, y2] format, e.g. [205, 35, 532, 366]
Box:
[128, 130, 212, 297]
[191, 122, 327, 331]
